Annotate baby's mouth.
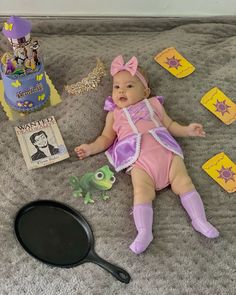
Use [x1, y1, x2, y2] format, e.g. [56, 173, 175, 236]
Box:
[119, 96, 127, 102]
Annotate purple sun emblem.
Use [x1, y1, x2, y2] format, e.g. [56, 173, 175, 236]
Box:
[165, 56, 182, 69]
[217, 166, 236, 183]
[214, 100, 231, 116]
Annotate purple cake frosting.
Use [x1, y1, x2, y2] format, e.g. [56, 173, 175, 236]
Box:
[2, 15, 32, 39]
[1, 16, 50, 112]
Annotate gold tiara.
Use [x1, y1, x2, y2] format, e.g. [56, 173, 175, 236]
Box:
[65, 59, 106, 96]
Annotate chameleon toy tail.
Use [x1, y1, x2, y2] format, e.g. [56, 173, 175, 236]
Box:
[69, 176, 80, 189]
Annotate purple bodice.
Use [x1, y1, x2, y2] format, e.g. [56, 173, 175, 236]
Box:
[105, 96, 183, 172]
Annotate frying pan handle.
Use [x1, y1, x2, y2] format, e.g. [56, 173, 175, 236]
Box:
[86, 250, 131, 284]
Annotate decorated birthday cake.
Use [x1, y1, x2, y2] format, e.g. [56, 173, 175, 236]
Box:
[0, 16, 50, 112]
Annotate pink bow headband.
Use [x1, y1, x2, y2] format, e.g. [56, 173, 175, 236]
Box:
[110, 55, 148, 88]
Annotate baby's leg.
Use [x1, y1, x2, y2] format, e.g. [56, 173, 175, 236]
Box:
[169, 156, 219, 238]
[129, 166, 156, 254]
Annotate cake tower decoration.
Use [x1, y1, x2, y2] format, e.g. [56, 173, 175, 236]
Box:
[0, 16, 50, 112]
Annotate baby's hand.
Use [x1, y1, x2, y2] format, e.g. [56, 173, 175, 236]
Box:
[187, 123, 206, 137]
[74, 144, 92, 159]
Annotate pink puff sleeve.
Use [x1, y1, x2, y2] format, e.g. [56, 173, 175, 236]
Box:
[149, 96, 165, 121]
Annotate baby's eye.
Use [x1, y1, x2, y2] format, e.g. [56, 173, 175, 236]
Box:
[127, 84, 133, 88]
[113, 85, 119, 89]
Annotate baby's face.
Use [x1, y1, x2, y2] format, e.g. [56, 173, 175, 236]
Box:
[112, 71, 149, 108]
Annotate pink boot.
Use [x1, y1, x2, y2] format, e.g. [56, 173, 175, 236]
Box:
[180, 190, 219, 238]
[129, 203, 153, 254]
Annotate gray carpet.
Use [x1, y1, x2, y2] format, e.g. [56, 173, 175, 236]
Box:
[0, 16, 235, 295]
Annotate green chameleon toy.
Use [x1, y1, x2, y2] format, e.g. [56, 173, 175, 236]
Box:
[69, 165, 116, 204]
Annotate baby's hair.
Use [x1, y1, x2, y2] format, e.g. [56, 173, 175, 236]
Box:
[137, 66, 149, 86]
[137, 66, 154, 98]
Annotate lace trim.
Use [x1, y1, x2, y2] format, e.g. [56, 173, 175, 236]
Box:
[149, 129, 184, 159]
[145, 98, 161, 127]
[105, 134, 142, 172]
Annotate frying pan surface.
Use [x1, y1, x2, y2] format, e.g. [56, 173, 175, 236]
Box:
[14, 200, 130, 284]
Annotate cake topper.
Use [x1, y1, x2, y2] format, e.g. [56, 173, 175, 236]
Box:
[0, 16, 51, 113]
[1, 15, 40, 75]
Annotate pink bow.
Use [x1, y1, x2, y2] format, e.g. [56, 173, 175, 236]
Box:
[110, 55, 138, 76]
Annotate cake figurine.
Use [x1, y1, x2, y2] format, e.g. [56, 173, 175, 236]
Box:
[0, 16, 50, 112]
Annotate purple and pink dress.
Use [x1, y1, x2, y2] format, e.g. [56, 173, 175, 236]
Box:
[104, 96, 184, 190]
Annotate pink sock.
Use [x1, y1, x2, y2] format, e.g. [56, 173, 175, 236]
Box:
[129, 203, 153, 254]
[180, 190, 219, 238]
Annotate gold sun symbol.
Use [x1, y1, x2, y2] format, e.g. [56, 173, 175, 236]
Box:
[165, 56, 182, 69]
[214, 100, 231, 116]
[217, 166, 236, 183]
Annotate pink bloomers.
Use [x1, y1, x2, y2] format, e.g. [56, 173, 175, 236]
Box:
[131, 133, 174, 190]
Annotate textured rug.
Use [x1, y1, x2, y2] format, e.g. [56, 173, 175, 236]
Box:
[0, 16, 235, 295]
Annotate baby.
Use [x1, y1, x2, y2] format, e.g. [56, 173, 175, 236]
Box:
[75, 55, 219, 254]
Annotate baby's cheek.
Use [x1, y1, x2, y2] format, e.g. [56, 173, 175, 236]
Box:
[112, 95, 118, 103]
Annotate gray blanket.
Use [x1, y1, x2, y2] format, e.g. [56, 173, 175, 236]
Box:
[0, 17, 235, 295]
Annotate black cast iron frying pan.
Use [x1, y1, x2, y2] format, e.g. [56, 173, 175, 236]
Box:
[14, 200, 130, 284]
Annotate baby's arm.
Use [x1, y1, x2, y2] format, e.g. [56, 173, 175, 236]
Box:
[162, 108, 206, 137]
[75, 111, 117, 159]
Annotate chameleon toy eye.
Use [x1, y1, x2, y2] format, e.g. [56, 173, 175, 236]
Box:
[95, 172, 104, 180]
[110, 176, 116, 184]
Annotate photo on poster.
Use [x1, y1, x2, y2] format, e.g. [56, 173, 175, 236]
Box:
[15, 116, 69, 169]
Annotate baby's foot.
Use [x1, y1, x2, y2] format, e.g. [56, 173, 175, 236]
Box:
[129, 230, 153, 254]
[192, 219, 219, 238]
